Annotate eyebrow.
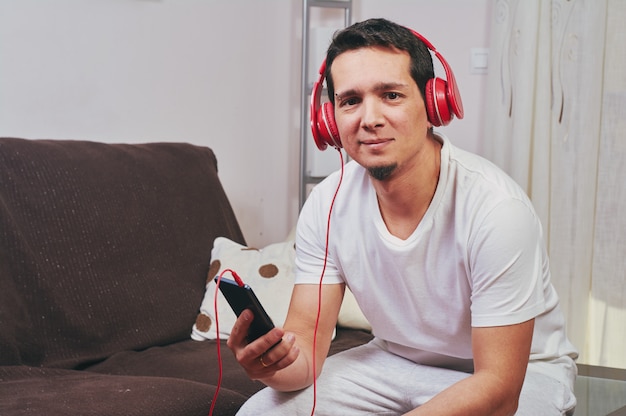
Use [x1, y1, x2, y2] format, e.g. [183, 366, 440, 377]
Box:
[335, 82, 410, 101]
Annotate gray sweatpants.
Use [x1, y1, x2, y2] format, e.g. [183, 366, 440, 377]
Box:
[236, 339, 576, 415]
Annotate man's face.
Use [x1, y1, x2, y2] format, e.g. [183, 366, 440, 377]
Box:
[331, 46, 431, 181]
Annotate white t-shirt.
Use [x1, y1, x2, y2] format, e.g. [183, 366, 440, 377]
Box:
[295, 133, 578, 389]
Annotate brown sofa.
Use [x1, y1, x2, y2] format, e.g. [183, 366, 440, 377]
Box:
[0, 138, 372, 416]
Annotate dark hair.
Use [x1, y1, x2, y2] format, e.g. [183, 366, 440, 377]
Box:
[325, 18, 434, 104]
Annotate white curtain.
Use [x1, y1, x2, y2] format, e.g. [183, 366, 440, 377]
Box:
[484, 0, 625, 369]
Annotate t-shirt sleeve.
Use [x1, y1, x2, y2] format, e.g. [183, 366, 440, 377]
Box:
[294, 185, 344, 285]
[469, 198, 548, 327]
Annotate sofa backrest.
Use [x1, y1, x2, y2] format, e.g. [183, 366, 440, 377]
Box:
[0, 138, 245, 368]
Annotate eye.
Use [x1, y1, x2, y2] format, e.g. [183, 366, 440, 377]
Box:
[339, 96, 360, 107]
[385, 92, 400, 100]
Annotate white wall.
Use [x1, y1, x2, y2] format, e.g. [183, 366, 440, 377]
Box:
[354, 0, 492, 154]
[0, 0, 491, 248]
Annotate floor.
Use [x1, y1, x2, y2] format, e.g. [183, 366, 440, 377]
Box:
[574, 365, 626, 416]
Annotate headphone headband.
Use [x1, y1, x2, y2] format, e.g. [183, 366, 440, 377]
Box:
[310, 29, 463, 151]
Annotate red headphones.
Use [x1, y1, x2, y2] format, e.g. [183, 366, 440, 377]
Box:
[310, 29, 464, 151]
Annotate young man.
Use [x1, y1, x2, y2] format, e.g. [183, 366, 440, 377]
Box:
[229, 18, 578, 415]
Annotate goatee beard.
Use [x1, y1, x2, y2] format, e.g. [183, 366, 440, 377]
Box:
[367, 164, 397, 181]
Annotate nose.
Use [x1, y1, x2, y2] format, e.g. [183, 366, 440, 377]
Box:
[360, 98, 384, 131]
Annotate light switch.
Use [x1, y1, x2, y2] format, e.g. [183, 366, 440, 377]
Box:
[470, 48, 489, 74]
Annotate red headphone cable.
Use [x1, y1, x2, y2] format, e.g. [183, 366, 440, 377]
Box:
[209, 149, 344, 416]
[310, 148, 344, 416]
[209, 268, 243, 416]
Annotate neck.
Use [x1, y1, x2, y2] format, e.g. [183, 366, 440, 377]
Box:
[374, 137, 441, 240]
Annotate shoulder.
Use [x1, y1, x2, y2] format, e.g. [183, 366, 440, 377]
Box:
[438, 134, 535, 216]
[436, 134, 544, 253]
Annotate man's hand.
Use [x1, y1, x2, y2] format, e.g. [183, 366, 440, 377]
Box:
[227, 283, 344, 392]
[226, 309, 300, 380]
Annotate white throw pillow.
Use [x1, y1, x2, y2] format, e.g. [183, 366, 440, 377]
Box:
[338, 288, 372, 332]
[191, 237, 296, 340]
[192, 235, 371, 341]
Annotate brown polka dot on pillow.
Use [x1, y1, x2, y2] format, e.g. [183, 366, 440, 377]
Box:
[207, 259, 221, 283]
[195, 313, 213, 332]
[258, 263, 279, 278]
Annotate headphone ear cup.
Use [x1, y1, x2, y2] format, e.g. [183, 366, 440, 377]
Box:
[312, 105, 329, 151]
[321, 102, 342, 148]
[411, 29, 464, 126]
[312, 101, 342, 150]
[425, 77, 452, 127]
[424, 78, 441, 127]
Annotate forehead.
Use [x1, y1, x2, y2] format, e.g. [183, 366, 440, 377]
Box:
[330, 46, 413, 90]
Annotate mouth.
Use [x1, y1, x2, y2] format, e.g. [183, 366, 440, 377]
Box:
[359, 138, 394, 150]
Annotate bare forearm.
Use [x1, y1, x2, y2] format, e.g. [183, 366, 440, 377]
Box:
[259, 344, 316, 392]
[258, 284, 341, 392]
[404, 372, 519, 416]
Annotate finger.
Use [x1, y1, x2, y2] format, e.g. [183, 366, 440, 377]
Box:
[241, 327, 284, 363]
[244, 334, 299, 380]
[255, 333, 297, 367]
[226, 309, 254, 351]
[258, 353, 272, 368]
[266, 334, 299, 371]
[256, 328, 285, 353]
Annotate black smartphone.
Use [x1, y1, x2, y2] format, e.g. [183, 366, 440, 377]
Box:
[215, 276, 276, 342]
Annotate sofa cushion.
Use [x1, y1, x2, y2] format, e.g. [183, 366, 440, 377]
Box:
[0, 365, 245, 416]
[85, 338, 265, 399]
[0, 138, 245, 368]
